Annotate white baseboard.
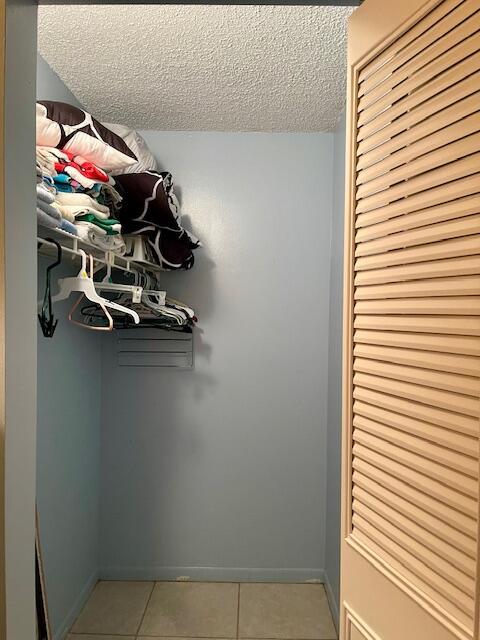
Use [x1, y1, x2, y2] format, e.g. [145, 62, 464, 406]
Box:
[54, 570, 98, 640]
[100, 566, 325, 583]
[323, 573, 339, 632]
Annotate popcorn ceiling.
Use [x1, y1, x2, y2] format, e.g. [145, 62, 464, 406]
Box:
[38, 5, 354, 132]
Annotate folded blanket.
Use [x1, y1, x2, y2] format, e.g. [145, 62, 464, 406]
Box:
[76, 213, 121, 235]
[37, 198, 62, 222]
[56, 204, 109, 221]
[37, 207, 60, 229]
[75, 222, 126, 255]
[36, 183, 55, 205]
[54, 192, 111, 215]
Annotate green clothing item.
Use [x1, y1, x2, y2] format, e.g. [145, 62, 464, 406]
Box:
[76, 213, 121, 236]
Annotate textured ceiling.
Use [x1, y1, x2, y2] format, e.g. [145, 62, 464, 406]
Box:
[38, 5, 354, 132]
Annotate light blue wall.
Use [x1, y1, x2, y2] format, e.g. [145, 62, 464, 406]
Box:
[324, 113, 346, 626]
[37, 54, 83, 108]
[100, 131, 334, 581]
[36, 59, 101, 640]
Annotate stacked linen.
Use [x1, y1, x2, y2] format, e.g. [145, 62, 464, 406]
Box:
[35, 144, 126, 255]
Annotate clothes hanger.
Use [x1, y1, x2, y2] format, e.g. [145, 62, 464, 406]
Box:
[38, 239, 62, 338]
[68, 254, 114, 331]
[94, 262, 143, 303]
[51, 250, 141, 325]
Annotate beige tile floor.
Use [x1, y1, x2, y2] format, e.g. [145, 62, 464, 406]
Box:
[67, 581, 337, 640]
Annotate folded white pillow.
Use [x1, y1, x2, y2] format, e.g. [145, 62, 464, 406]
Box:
[104, 123, 157, 176]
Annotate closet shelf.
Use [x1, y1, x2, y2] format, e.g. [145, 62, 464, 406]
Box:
[37, 225, 163, 278]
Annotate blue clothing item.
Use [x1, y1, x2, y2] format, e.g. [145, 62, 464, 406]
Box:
[60, 219, 78, 235]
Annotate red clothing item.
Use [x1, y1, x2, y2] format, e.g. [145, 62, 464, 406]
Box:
[55, 150, 110, 184]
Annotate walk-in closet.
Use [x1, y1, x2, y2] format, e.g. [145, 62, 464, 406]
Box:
[33, 6, 350, 639]
[4, 0, 480, 639]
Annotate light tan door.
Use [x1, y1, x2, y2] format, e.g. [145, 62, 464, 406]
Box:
[341, 1, 480, 639]
[0, 0, 6, 636]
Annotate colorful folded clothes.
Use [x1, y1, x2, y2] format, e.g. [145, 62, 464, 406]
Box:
[76, 213, 121, 235]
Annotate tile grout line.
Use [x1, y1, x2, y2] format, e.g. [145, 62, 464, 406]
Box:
[135, 581, 156, 639]
[236, 583, 241, 640]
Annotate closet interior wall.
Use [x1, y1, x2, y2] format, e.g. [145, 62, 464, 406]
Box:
[36, 56, 102, 639]
[36, 57, 347, 638]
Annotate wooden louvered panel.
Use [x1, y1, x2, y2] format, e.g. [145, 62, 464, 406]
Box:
[357, 28, 480, 127]
[353, 429, 477, 494]
[355, 175, 480, 228]
[356, 216, 480, 257]
[352, 525, 474, 624]
[355, 236, 480, 271]
[357, 89, 480, 166]
[354, 372, 479, 416]
[352, 460, 477, 537]
[355, 276, 480, 300]
[354, 400, 477, 455]
[354, 327, 480, 349]
[354, 416, 477, 478]
[358, 0, 468, 86]
[353, 442, 477, 517]
[353, 472, 477, 554]
[344, 2, 480, 637]
[353, 343, 480, 377]
[353, 386, 479, 437]
[352, 495, 475, 585]
[354, 298, 480, 316]
[353, 414, 477, 476]
[357, 50, 480, 144]
[357, 6, 480, 112]
[356, 154, 480, 214]
[354, 255, 480, 285]
[356, 195, 480, 244]
[357, 113, 480, 186]
[353, 358, 480, 396]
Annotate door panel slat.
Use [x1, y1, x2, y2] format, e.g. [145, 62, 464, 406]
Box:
[357, 31, 480, 127]
[353, 342, 480, 377]
[353, 386, 479, 437]
[352, 462, 477, 537]
[357, 51, 480, 144]
[357, 90, 480, 166]
[352, 522, 474, 620]
[353, 371, 479, 416]
[352, 443, 477, 517]
[357, 8, 480, 112]
[354, 318, 480, 339]
[353, 414, 478, 475]
[354, 256, 480, 285]
[353, 471, 477, 553]
[355, 275, 480, 299]
[357, 200, 480, 248]
[357, 112, 480, 187]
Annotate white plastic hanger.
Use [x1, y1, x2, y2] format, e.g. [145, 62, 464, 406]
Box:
[94, 262, 143, 304]
[51, 250, 140, 324]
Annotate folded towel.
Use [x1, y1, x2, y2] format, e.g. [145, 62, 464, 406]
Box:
[75, 223, 126, 255]
[37, 208, 60, 229]
[76, 213, 121, 235]
[55, 192, 110, 215]
[36, 183, 55, 205]
[37, 198, 62, 221]
[56, 204, 109, 221]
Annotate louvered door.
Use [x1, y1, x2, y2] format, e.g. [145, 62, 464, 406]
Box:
[340, 1, 480, 640]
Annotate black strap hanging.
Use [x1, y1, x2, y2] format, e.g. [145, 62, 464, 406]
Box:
[38, 239, 62, 338]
